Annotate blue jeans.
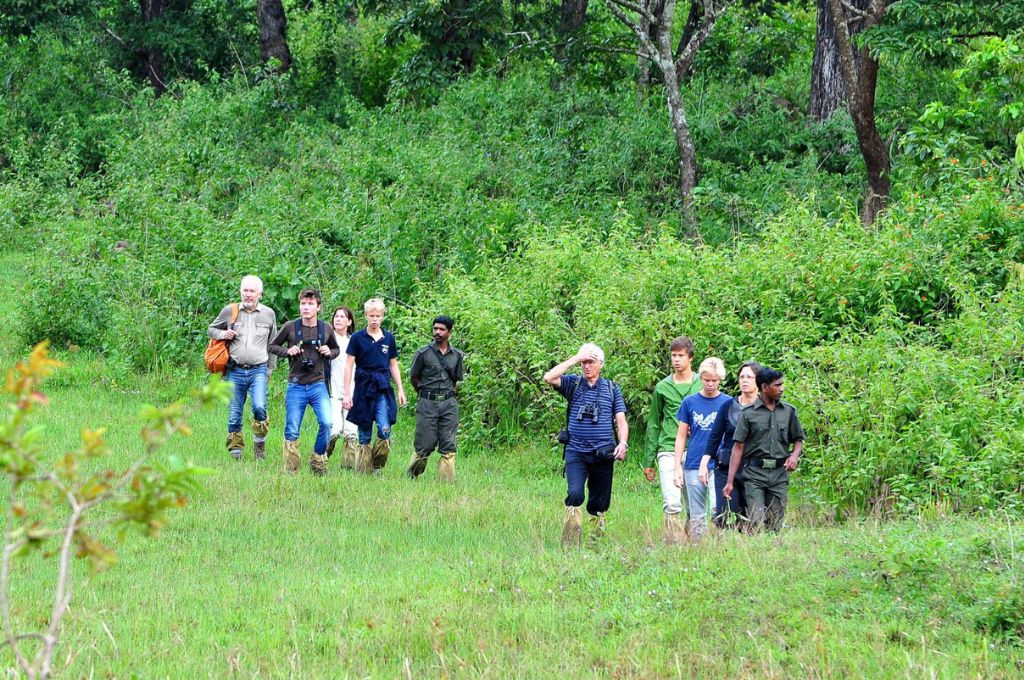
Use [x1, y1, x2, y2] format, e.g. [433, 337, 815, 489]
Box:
[357, 393, 391, 445]
[226, 364, 268, 432]
[684, 469, 710, 539]
[284, 381, 332, 454]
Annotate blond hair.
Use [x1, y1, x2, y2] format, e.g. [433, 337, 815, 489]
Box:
[698, 357, 726, 380]
[363, 298, 386, 314]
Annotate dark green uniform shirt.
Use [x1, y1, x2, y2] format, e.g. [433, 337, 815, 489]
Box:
[733, 398, 805, 460]
[410, 342, 464, 393]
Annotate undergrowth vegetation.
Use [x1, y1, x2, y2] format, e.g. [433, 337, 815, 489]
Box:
[2, 2, 1023, 517]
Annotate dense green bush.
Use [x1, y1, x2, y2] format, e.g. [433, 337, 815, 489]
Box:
[411, 178, 1024, 513]
[5, 3, 1024, 515]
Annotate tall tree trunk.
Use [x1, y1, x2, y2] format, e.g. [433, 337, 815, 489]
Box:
[257, 0, 292, 73]
[139, 0, 168, 95]
[828, 0, 890, 226]
[637, 0, 664, 89]
[555, 0, 589, 70]
[656, 1, 700, 239]
[809, 0, 867, 121]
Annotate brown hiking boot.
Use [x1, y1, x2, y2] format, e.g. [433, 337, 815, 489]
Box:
[355, 444, 373, 474]
[253, 439, 266, 461]
[561, 505, 582, 549]
[325, 434, 340, 459]
[663, 512, 686, 546]
[588, 513, 607, 545]
[341, 436, 358, 469]
[371, 437, 391, 472]
[226, 431, 244, 460]
[310, 453, 328, 476]
[283, 440, 301, 474]
[406, 452, 429, 479]
[438, 452, 456, 483]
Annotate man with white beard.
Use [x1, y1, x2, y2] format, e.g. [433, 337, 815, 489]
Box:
[208, 275, 278, 461]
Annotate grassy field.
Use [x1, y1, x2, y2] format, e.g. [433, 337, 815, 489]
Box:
[1, 251, 1022, 678]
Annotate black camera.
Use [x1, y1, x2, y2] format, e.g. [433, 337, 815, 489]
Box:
[300, 356, 317, 370]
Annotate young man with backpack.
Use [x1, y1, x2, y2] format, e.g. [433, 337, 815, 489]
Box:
[269, 289, 341, 475]
[207, 275, 278, 461]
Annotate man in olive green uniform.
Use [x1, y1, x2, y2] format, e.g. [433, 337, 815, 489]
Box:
[723, 367, 804, 532]
[407, 315, 465, 482]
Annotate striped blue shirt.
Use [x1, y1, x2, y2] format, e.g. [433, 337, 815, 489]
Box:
[559, 374, 627, 454]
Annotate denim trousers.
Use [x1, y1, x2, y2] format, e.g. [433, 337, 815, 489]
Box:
[684, 469, 711, 539]
[357, 393, 391, 445]
[284, 381, 332, 454]
[226, 364, 267, 432]
[564, 449, 615, 515]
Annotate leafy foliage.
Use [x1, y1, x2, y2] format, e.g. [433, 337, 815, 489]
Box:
[0, 343, 227, 677]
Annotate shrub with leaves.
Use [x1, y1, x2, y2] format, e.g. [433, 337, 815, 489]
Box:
[0, 342, 227, 679]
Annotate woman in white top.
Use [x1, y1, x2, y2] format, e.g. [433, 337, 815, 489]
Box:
[326, 306, 360, 468]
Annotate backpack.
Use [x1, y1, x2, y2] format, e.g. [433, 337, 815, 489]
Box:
[204, 304, 239, 374]
[290, 319, 332, 396]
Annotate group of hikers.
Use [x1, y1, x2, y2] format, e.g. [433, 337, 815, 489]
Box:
[208, 277, 463, 482]
[208, 276, 805, 547]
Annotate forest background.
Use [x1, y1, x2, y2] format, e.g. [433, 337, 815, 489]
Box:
[1, 0, 1024, 675]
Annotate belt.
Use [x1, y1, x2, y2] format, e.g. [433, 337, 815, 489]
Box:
[230, 361, 266, 370]
[420, 389, 454, 401]
[749, 457, 788, 469]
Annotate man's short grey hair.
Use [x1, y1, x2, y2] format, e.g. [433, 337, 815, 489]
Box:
[240, 275, 264, 292]
[579, 342, 605, 364]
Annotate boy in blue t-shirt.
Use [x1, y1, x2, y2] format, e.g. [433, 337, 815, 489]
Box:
[673, 357, 731, 540]
[342, 298, 408, 474]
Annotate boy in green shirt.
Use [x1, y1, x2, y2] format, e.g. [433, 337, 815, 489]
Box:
[645, 336, 703, 544]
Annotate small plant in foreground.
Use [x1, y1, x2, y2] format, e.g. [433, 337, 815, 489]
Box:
[0, 342, 228, 679]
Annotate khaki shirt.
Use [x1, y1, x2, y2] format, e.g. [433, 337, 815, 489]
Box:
[410, 342, 464, 393]
[733, 398, 805, 460]
[208, 303, 278, 370]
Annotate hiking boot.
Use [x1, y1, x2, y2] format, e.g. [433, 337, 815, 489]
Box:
[253, 439, 266, 461]
[310, 453, 328, 477]
[283, 440, 301, 474]
[588, 512, 607, 545]
[341, 436, 359, 469]
[663, 512, 686, 546]
[371, 437, 391, 471]
[438, 452, 456, 483]
[406, 452, 429, 479]
[325, 434, 340, 459]
[355, 444, 373, 474]
[226, 431, 244, 460]
[561, 505, 582, 549]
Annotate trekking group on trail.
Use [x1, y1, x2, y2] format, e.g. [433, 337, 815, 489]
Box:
[208, 276, 805, 546]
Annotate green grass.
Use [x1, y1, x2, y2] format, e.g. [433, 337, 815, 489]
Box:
[1, 250, 1023, 677]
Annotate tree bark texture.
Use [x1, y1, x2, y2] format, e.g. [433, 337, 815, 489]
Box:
[257, 0, 292, 73]
[139, 0, 168, 95]
[809, 0, 868, 121]
[555, 0, 589, 66]
[607, 0, 734, 240]
[827, 0, 890, 226]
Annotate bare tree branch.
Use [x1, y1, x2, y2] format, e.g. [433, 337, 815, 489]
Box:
[607, 0, 659, 25]
[606, 1, 660, 60]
